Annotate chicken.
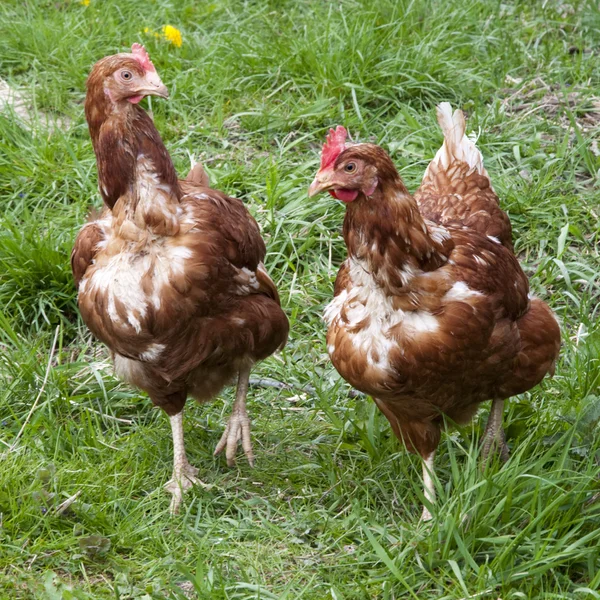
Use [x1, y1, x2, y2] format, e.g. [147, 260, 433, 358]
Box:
[72, 44, 288, 513]
[308, 104, 560, 521]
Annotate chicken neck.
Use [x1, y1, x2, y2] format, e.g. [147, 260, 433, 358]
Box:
[86, 91, 181, 236]
[342, 180, 453, 292]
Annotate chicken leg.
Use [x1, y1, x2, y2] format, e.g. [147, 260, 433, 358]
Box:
[481, 398, 509, 464]
[421, 451, 436, 522]
[165, 411, 203, 514]
[214, 366, 255, 467]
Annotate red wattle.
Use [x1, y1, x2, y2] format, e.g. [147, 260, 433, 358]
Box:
[333, 188, 359, 203]
[127, 95, 144, 104]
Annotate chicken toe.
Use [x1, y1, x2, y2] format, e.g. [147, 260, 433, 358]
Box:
[214, 409, 254, 467]
[165, 460, 202, 515]
[214, 366, 255, 467]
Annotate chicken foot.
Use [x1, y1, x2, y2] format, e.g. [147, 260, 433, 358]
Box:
[165, 411, 205, 515]
[481, 398, 509, 464]
[421, 451, 436, 522]
[214, 366, 255, 467]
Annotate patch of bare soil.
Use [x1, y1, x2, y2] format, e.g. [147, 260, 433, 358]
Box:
[0, 77, 71, 132]
[502, 76, 600, 135]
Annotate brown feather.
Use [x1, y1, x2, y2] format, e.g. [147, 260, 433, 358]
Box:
[185, 161, 210, 187]
[71, 210, 111, 288]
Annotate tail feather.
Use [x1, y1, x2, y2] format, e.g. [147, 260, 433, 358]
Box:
[425, 102, 488, 178]
[185, 160, 210, 187]
[417, 102, 511, 248]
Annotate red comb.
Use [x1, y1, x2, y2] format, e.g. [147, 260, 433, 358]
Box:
[131, 43, 156, 72]
[320, 126, 348, 170]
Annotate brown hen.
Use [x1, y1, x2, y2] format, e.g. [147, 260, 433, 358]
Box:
[308, 103, 560, 521]
[72, 45, 288, 513]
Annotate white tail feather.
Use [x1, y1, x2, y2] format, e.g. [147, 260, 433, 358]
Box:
[424, 102, 488, 179]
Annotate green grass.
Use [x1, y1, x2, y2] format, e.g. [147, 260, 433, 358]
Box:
[1, 0, 599, 597]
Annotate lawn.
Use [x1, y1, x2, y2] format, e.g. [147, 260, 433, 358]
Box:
[0, 0, 599, 598]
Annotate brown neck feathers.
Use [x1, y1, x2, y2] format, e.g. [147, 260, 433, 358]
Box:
[343, 177, 452, 290]
[84, 61, 180, 212]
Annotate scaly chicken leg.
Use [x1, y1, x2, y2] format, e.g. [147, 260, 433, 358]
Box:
[214, 366, 255, 467]
[481, 398, 509, 464]
[421, 452, 436, 522]
[165, 411, 203, 514]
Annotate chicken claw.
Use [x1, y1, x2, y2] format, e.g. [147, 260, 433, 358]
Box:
[214, 366, 255, 467]
[214, 409, 254, 467]
[165, 459, 204, 515]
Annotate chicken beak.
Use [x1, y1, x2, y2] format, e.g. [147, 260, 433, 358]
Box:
[149, 83, 169, 99]
[308, 172, 332, 197]
[140, 71, 169, 99]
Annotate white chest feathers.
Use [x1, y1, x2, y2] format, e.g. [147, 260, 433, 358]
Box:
[324, 258, 439, 371]
[80, 237, 192, 333]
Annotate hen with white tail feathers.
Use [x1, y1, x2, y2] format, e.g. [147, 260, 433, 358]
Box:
[425, 103, 488, 177]
[416, 102, 513, 249]
[309, 102, 561, 521]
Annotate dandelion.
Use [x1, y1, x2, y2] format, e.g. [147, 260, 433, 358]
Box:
[80, 0, 90, 5]
[162, 25, 182, 48]
[142, 25, 183, 47]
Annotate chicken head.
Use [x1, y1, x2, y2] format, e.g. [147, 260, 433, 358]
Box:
[92, 43, 168, 105]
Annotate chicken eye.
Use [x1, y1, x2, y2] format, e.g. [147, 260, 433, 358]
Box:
[344, 162, 357, 173]
[120, 70, 133, 82]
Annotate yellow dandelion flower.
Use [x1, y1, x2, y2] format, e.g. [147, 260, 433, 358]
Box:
[162, 25, 182, 48]
[80, 0, 90, 6]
